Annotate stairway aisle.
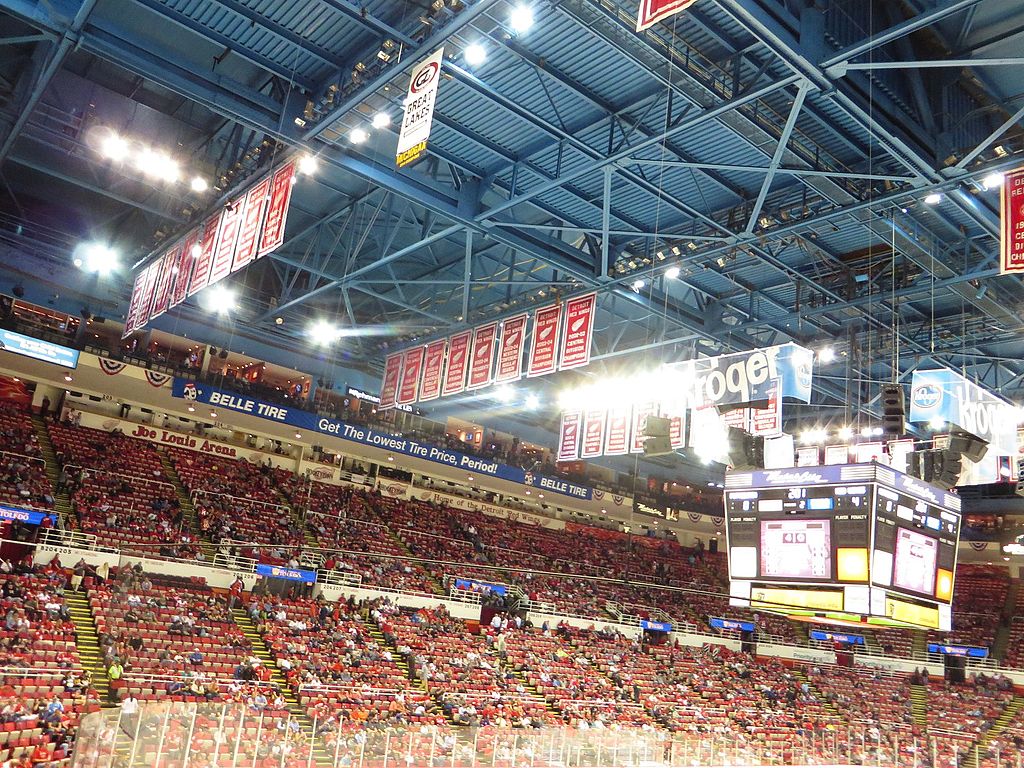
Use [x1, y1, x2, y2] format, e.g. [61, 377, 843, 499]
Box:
[909, 683, 929, 729]
[230, 608, 335, 768]
[992, 581, 1022, 663]
[960, 695, 1024, 768]
[362, 616, 446, 723]
[157, 451, 216, 560]
[911, 630, 929, 659]
[30, 414, 76, 530]
[63, 591, 112, 705]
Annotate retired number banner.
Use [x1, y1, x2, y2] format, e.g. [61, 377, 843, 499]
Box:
[442, 331, 472, 396]
[528, 304, 562, 377]
[580, 410, 607, 459]
[232, 177, 272, 271]
[630, 402, 659, 454]
[494, 314, 528, 383]
[558, 411, 582, 462]
[379, 353, 404, 411]
[418, 339, 447, 402]
[149, 247, 179, 320]
[558, 293, 597, 371]
[258, 161, 296, 258]
[170, 230, 200, 308]
[604, 405, 631, 456]
[397, 347, 425, 406]
[207, 194, 245, 285]
[1001, 168, 1024, 274]
[636, 0, 700, 31]
[467, 323, 498, 390]
[188, 213, 221, 296]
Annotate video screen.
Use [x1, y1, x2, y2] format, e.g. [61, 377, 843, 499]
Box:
[893, 527, 938, 596]
[760, 519, 832, 579]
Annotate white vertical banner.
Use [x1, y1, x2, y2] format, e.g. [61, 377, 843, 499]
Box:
[557, 411, 582, 462]
[396, 48, 444, 168]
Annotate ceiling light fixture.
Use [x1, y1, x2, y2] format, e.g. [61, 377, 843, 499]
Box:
[464, 43, 486, 65]
[509, 4, 534, 33]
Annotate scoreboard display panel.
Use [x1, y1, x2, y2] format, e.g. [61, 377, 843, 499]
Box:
[724, 464, 961, 630]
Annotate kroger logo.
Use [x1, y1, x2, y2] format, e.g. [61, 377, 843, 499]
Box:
[912, 384, 942, 410]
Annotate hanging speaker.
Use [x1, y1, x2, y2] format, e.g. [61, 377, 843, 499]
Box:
[881, 383, 905, 438]
[643, 416, 671, 439]
[642, 436, 673, 457]
[727, 427, 765, 470]
[948, 434, 989, 463]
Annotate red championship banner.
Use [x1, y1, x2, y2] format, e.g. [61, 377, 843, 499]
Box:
[188, 213, 221, 296]
[558, 292, 597, 371]
[750, 380, 782, 437]
[397, 347, 425, 406]
[669, 412, 687, 449]
[258, 161, 296, 258]
[527, 304, 562, 377]
[442, 330, 472, 396]
[604, 405, 631, 456]
[1000, 168, 1024, 274]
[580, 410, 607, 459]
[149, 246, 179, 320]
[467, 323, 497, 390]
[557, 411, 583, 462]
[418, 339, 447, 403]
[232, 176, 272, 272]
[721, 406, 750, 432]
[207, 195, 244, 286]
[636, 0, 699, 31]
[494, 314, 528, 383]
[133, 261, 161, 332]
[630, 402, 659, 454]
[379, 353, 404, 411]
[171, 229, 200, 308]
[122, 269, 149, 337]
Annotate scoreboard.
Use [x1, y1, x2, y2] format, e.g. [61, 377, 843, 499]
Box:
[724, 463, 961, 630]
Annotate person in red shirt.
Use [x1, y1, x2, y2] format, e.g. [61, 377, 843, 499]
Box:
[30, 742, 53, 765]
[228, 577, 244, 610]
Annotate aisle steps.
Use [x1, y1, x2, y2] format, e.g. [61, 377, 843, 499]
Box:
[157, 451, 216, 560]
[230, 608, 334, 768]
[909, 683, 929, 729]
[63, 591, 111, 705]
[961, 695, 1024, 768]
[29, 414, 75, 529]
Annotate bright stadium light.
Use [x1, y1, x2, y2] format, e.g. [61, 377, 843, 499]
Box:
[75, 243, 119, 275]
[309, 320, 343, 345]
[298, 154, 318, 175]
[632, 278, 646, 291]
[349, 128, 369, 145]
[202, 283, 236, 314]
[495, 386, 515, 404]
[100, 132, 129, 161]
[982, 172, 1004, 191]
[818, 346, 836, 363]
[190, 177, 209, 192]
[509, 4, 534, 32]
[929, 417, 946, 430]
[464, 43, 486, 65]
[837, 426, 853, 441]
[525, 393, 540, 411]
[371, 112, 391, 129]
[924, 192, 942, 205]
[665, 266, 681, 280]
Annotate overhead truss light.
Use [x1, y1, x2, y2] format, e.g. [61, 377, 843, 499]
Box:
[982, 172, 1004, 191]
[203, 284, 237, 314]
[190, 177, 209, 192]
[665, 266, 681, 280]
[509, 4, 534, 33]
[817, 346, 836, 363]
[74, 243, 119, 275]
[924, 192, 942, 205]
[100, 132, 129, 162]
[464, 43, 487, 66]
[309, 320, 344, 345]
[298, 154, 319, 175]
[371, 112, 391, 129]
[349, 128, 369, 145]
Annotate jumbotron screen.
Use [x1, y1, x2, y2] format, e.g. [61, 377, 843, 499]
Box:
[724, 464, 961, 630]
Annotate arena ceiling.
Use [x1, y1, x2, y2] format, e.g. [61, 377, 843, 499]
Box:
[1, 0, 1023, 436]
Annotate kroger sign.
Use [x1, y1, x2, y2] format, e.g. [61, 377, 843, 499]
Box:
[671, 343, 813, 407]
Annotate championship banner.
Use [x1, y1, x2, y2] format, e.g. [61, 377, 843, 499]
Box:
[232, 176, 272, 271]
[188, 213, 221, 296]
[630, 402, 659, 453]
[396, 48, 444, 168]
[132, 261, 160, 334]
[207, 194, 245, 285]
[494, 314, 528, 383]
[170, 230, 199, 308]
[149, 246, 180, 320]
[558, 411, 582, 462]
[580, 410, 607, 459]
[467, 322, 497, 390]
[721, 406, 749, 432]
[669, 413, 686, 449]
[418, 339, 447, 402]
[258, 161, 296, 258]
[558, 292, 597, 371]
[750, 380, 782, 437]
[379, 353, 403, 411]
[528, 304, 562, 377]
[123, 269, 149, 337]
[604, 405, 631, 456]
[1000, 168, 1024, 273]
[637, 0, 699, 31]
[442, 330, 472, 396]
[397, 347, 425, 406]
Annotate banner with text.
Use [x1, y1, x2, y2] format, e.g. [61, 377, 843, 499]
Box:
[467, 322, 498, 390]
[1001, 168, 1024, 274]
[396, 48, 444, 168]
[442, 330, 472, 396]
[495, 314, 527, 383]
[418, 339, 447, 402]
[604, 405, 631, 456]
[378, 353, 403, 411]
[528, 303, 562, 377]
[580, 410, 607, 459]
[558, 292, 597, 371]
[397, 347, 425, 406]
[558, 411, 582, 462]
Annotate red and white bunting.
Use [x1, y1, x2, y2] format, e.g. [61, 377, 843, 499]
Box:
[603, 405, 631, 456]
[467, 323, 498, 390]
[749, 380, 782, 437]
[149, 246, 179, 320]
[630, 402, 659, 454]
[207, 195, 245, 285]
[557, 411, 583, 462]
[418, 339, 447, 402]
[1000, 168, 1024, 274]
[258, 161, 296, 258]
[580, 410, 607, 459]
[379, 353, 404, 411]
[397, 347, 425, 406]
[188, 213, 221, 296]
[527, 304, 562, 377]
[636, 0, 699, 31]
[442, 330, 472, 396]
[494, 314, 528, 383]
[558, 292, 597, 371]
[170, 229, 200, 308]
[232, 176, 272, 272]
